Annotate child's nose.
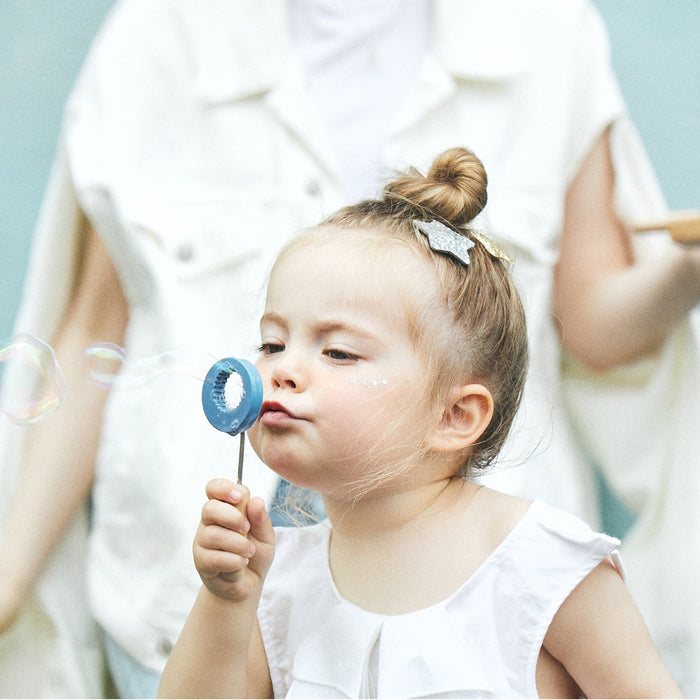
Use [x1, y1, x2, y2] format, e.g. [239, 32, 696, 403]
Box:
[270, 355, 302, 391]
[272, 373, 297, 390]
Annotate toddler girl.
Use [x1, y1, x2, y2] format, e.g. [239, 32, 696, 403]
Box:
[158, 148, 680, 698]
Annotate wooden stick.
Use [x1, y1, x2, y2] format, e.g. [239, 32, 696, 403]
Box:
[632, 209, 700, 243]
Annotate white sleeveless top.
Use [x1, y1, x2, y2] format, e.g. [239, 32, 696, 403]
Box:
[258, 500, 622, 698]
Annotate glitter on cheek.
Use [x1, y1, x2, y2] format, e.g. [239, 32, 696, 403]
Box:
[346, 375, 389, 389]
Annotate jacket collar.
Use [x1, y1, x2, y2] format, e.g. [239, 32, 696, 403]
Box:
[433, 0, 532, 81]
[188, 0, 292, 104]
[187, 0, 532, 106]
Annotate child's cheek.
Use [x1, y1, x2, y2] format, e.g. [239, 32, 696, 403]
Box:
[247, 422, 261, 455]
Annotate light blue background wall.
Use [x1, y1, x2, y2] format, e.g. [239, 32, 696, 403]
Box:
[595, 0, 700, 210]
[1, 1, 699, 341]
[1, 0, 114, 339]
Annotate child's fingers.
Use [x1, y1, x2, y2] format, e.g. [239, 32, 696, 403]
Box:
[196, 516, 253, 555]
[194, 510, 256, 581]
[195, 538, 251, 575]
[194, 526, 254, 576]
[196, 479, 274, 594]
[205, 477, 248, 506]
[200, 497, 250, 536]
[205, 479, 253, 524]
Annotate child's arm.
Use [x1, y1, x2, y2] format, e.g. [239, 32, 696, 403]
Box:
[543, 558, 683, 698]
[158, 480, 275, 698]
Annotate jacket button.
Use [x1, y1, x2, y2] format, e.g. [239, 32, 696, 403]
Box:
[305, 179, 321, 198]
[176, 243, 195, 262]
[158, 638, 173, 656]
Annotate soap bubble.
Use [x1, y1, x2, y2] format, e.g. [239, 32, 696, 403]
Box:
[82, 342, 218, 389]
[0, 334, 66, 423]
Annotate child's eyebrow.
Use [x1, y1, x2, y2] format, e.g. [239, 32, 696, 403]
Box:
[316, 321, 380, 341]
[259, 311, 286, 330]
[260, 312, 384, 345]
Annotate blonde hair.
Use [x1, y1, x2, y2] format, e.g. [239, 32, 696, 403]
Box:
[276, 147, 528, 478]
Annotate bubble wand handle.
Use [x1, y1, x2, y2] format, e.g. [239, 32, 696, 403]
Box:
[201, 357, 263, 483]
[237, 433, 245, 484]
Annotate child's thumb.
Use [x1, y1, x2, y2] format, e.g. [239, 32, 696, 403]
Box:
[246, 496, 275, 576]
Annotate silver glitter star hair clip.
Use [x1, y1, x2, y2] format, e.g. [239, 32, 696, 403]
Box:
[414, 219, 475, 264]
[414, 219, 513, 265]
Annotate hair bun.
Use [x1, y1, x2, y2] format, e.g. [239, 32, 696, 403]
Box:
[385, 147, 488, 226]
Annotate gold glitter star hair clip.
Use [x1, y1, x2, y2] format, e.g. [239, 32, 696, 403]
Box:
[414, 220, 513, 265]
[468, 229, 513, 264]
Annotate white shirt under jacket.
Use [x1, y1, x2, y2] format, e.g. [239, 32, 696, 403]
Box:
[1, 0, 698, 696]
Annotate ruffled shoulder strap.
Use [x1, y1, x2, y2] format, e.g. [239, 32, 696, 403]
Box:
[445, 500, 622, 696]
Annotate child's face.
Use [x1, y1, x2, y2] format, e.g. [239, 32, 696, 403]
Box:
[247, 234, 438, 498]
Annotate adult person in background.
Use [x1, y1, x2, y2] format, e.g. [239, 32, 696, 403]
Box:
[1, 1, 699, 697]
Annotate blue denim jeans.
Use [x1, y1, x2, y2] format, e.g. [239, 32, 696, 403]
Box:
[102, 630, 161, 699]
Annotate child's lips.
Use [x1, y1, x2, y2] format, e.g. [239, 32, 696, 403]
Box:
[259, 401, 300, 426]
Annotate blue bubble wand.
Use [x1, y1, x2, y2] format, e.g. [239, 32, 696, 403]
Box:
[201, 357, 263, 483]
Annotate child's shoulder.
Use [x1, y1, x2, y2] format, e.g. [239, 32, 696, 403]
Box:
[467, 486, 619, 567]
[474, 485, 531, 518]
[469, 486, 532, 547]
[473, 485, 607, 535]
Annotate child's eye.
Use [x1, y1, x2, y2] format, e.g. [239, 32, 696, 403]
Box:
[325, 348, 358, 362]
[258, 342, 285, 355]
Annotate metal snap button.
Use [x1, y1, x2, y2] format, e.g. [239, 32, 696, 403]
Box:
[305, 179, 321, 198]
[176, 243, 195, 262]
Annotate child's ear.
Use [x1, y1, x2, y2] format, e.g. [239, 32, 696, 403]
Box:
[427, 384, 494, 452]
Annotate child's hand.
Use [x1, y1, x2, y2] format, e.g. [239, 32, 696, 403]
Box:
[194, 478, 275, 603]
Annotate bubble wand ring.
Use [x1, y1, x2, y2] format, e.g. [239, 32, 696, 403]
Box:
[201, 357, 263, 483]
